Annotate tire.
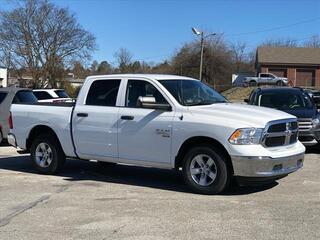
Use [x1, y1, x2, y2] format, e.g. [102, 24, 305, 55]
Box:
[182, 145, 230, 195]
[0, 131, 3, 145]
[276, 80, 284, 86]
[30, 134, 66, 174]
[249, 81, 257, 87]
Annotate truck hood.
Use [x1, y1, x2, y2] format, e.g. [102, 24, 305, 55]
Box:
[187, 103, 296, 128]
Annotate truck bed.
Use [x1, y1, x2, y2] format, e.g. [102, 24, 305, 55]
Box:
[10, 103, 76, 157]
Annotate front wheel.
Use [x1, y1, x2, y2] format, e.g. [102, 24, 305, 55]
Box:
[276, 80, 284, 86]
[30, 134, 66, 174]
[182, 146, 230, 194]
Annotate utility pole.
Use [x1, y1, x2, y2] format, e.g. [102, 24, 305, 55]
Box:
[192, 28, 216, 82]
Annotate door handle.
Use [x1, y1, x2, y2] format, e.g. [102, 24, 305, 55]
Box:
[77, 113, 88, 117]
[121, 115, 134, 120]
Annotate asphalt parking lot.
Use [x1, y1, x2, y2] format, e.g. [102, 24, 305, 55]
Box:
[0, 144, 319, 240]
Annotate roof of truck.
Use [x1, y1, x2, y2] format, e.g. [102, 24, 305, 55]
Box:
[86, 74, 198, 81]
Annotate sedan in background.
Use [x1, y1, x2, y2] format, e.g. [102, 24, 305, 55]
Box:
[33, 89, 72, 102]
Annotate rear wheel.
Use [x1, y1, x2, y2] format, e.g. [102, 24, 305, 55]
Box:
[0, 131, 3, 144]
[30, 134, 65, 174]
[182, 146, 230, 194]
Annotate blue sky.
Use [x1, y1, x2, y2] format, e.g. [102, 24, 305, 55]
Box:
[2, 0, 320, 65]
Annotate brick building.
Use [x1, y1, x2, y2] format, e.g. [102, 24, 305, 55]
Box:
[256, 47, 320, 87]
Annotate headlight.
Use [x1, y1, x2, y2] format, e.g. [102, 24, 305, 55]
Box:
[229, 128, 263, 145]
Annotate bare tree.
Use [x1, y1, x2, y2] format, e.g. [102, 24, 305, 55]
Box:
[0, 0, 96, 88]
[304, 35, 320, 48]
[230, 41, 247, 72]
[259, 38, 298, 47]
[114, 48, 132, 73]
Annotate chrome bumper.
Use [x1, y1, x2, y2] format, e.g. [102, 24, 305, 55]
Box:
[7, 133, 17, 148]
[231, 153, 304, 177]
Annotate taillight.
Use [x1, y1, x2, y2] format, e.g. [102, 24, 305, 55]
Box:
[8, 112, 13, 129]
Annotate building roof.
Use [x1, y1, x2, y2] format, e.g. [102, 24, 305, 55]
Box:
[257, 47, 320, 65]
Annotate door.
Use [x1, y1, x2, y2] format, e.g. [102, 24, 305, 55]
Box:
[296, 69, 315, 87]
[73, 79, 121, 160]
[118, 79, 174, 165]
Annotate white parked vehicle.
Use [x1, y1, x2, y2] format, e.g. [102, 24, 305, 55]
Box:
[8, 74, 305, 194]
[244, 73, 288, 87]
[33, 89, 72, 102]
[0, 87, 38, 143]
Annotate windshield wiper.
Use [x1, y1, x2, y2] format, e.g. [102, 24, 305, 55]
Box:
[186, 100, 226, 106]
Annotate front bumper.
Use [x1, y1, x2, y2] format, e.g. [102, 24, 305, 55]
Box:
[7, 133, 17, 148]
[231, 153, 304, 177]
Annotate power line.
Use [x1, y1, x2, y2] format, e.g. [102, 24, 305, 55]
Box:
[225, 17, 320, 37]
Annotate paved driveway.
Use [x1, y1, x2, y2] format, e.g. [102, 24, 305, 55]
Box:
[0, 145, 319, 240]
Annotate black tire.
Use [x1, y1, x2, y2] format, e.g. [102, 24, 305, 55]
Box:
[30, 134, 66, 174]
[182, 145, 230, 195]
[249, 81, 257, 87]
[276, 80, 284, 86]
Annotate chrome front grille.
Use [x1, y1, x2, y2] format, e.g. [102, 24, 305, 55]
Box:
[298, 118, 312, 132]
[262, 119, 299, 147]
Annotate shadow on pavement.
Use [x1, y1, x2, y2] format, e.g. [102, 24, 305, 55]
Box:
[0, 155, 277, 196]
[305, 143, 320, 154]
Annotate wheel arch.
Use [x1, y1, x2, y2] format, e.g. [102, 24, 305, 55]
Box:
[26, 125, 64, 154]
[175, 136, 234, 174]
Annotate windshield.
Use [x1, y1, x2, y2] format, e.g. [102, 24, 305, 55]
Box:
[54, 90, 70, 98]
[258, 91, 313, 110]
[159, 80, 227, 106]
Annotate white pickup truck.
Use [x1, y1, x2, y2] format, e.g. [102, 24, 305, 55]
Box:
[8, 74, 305, 194]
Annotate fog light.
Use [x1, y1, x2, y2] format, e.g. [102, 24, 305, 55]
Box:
[273, 164, 283, 171]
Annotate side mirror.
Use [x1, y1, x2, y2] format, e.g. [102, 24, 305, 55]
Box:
[137, 96, 172, 111]
[244, 98, 249, 103]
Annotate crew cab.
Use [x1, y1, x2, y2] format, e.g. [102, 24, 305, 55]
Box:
[246, 87, 320, 144]
[8, 74, 305, 194]
[244, 73, 288, 87]
[33, 89, 72, 102]
[0, 87, 38, 143]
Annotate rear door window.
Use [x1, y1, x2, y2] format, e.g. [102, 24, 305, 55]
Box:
[0, 92, 8, 104]
[13, 91, 38, 103]
[86, 80, 121, 106]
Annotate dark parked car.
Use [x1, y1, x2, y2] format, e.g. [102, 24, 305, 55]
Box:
[304, 88, 320, 110]
[246, 87, 320, 144]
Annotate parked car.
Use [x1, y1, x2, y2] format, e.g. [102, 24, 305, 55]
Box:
[8, 74, 305, 194]
[244, 73, 288, 87]
[246, 87, 320, 144]
[304, 88, 320, 110]
[0, 87, 38, 143]
[33, 89, 72, 102]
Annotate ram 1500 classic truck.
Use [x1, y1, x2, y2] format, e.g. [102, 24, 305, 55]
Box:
[8, 74, 305, 194]
[244, 73, 288, 87]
